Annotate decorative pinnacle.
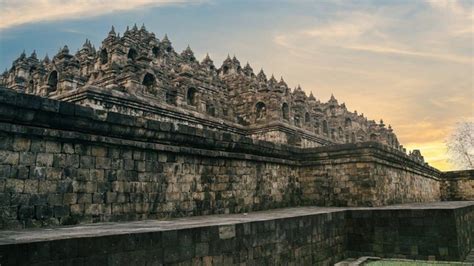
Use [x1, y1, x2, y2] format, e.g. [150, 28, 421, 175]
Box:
[109, 25, 116, 36]
[202, 53, 213, 65]
[62, 45, 69, 54]
[82, 38, 90, 48]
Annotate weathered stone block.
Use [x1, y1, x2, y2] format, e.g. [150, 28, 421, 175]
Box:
[91, 146, 107, 157]
[54, 205, 70, 218]
[0, 150, 19, 164]
[36, 153, 54, 167]
[5, 179, 24, 193]
[0, 164, 12, 178]
[12, 137, 31, 151]
[62, 143, 75, 154]
[23, 179, 39, 193]
[80, 155, 95, 169]
[219, 225, 236, 240]
[47, 193, 63, 206]
[30, 140, 46, 152]
[63, 193, 77, 205]
[19, 152, 36, 166]
[96, 157, 112, 169]
[45, 141, 61, 153]
[77, 193, 92, 204]
[84, 204, 101, 216]
[35, 205, 53, 220]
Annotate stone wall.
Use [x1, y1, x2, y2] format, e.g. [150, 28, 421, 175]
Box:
[454, 204, 474, 260]
[299, 144, 441, 207]
[1, 203, 472, 265]
[0, 209, 348, 266]
[441, 170, 474, 201]
[0, 90, 443, 228]
[345, 203, 474, 261]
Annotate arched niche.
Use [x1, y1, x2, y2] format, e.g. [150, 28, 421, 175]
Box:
[206, 102, 216, 116]
[27, 80, 35, 94]
[294, 115, 301, 127]
[100, 49, 108, 64]
[222, 65, 229, 75]
[187, 87, 197, 106]
[255, 102, 266, 121]
[142, 73, 156, 91]
[282, 103, 289, 120]
[47, 70, 58, 93]
[345, 118, 352, 128]
[128, 48, 138, 61]
[152, 46, 160, 57]
[166, 89, 177, 105]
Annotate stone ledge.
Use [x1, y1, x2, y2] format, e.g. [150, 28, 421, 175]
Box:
[1, 201, 471, 245]
[0, 201, 472, 265]
[442, 170, 474, 180]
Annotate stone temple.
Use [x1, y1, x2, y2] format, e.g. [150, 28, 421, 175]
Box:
[0, 25, 472, 265]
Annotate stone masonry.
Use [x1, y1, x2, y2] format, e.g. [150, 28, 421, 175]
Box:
[0, 89, 448, 229]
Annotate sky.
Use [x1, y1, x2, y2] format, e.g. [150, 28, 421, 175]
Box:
[0, 0, 472, 170]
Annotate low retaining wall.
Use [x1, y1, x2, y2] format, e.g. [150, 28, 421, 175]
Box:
[299, 146, 441, 206]
[0, 202, 472, 265]
[441, 170, 474, 201]
[346, 203, 474, 261]
[0, 90, 443, 229]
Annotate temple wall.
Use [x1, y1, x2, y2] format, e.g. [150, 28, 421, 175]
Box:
[0, 90, 444, 229]
[440, 170, 474, 201]
[299, 146, 441, 207]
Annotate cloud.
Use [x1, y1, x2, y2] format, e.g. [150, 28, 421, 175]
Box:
[270, 1, 472, 170]
[425, 0, 474, 36]
[344, 44, 472, 64]
[302, 13, 377, 39]
[275, 0, 472, 65]
[0, 0, 205, 30]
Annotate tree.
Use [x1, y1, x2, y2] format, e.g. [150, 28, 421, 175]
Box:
[446, 121, 474, 169]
